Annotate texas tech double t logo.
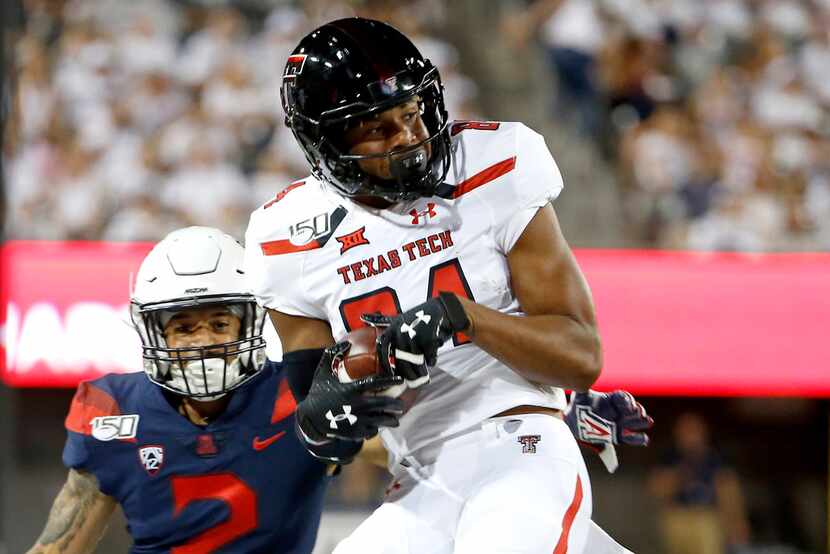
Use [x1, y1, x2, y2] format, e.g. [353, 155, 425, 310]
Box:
[518, 434, 541, 454]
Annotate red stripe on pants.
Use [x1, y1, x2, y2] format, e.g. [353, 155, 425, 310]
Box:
[553, 475, 583, 554]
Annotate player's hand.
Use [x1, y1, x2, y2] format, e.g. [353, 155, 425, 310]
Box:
[296, 342, 405, 444]
[296, 419, 364, 465]
[565, 390, 654, 473]
[362, 292, 470, 388]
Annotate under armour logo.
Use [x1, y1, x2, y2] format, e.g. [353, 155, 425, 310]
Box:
[410, 203, 437, 225]
[400, 310, 431, 339]
[518, 435, 541, 454]
[326, 405, 357, 429]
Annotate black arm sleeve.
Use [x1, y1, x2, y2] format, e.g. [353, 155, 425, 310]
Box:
[282, 348, 325, 401]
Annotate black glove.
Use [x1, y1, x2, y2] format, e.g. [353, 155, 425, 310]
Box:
[297, 419, 364, 465]
[296, 342, 405, 445]
[362, 292, 470, 388]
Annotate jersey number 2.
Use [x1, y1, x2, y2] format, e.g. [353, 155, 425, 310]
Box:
[171, 473, 257, 553]
[339, 258, 474, 346]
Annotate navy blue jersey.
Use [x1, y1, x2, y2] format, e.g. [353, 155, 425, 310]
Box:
[63, 361, 329, 554]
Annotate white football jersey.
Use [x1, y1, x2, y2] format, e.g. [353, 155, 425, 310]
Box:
[244, 121, 567, 459]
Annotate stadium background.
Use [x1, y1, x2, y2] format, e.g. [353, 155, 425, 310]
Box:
[1, 0, 828, 552]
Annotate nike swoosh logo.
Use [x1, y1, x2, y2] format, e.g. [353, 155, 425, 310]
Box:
[252, 430, 286, 451]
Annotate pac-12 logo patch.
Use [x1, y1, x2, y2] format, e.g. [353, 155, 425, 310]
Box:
[90, 415, 139, 441]
[138, 445, 164, 476]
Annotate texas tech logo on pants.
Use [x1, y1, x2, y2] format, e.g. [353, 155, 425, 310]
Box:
[518, 435, 541, 454]
[138, 445, 165, 476]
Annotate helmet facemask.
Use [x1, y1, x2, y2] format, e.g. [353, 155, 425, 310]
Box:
[285, 64, 451, 203]
[130, 295, 267, 400]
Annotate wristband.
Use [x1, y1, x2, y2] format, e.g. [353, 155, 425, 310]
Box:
[438, 292, 471, 333]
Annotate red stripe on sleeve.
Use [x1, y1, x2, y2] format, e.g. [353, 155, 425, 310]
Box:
[271, 378, 297, 424]
[263, 180, 306, 209]
[553, 475, 583, 554]
[260, 238, 321, 256]
[452, 157, 517, 198]
[65, 382, 121, 435]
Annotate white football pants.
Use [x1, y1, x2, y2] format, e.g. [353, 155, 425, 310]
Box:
[586, 521, 636, 553]
[334, 413, 592, 554]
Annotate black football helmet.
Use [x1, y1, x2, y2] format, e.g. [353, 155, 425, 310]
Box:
[281, 18, 451, 203]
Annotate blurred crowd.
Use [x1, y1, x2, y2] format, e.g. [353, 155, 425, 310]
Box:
[3, 0, 479, 241]
[515, 0, 830, 251]
[6, 0, 830, 251]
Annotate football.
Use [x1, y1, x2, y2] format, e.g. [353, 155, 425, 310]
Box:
[333, 326, 409, 400]
[334, 326, 383, 380]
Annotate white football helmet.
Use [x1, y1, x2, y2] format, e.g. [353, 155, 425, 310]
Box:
[130, 226, 267, 399]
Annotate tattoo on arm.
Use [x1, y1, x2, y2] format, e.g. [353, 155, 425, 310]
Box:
[27, 469, 116, 554]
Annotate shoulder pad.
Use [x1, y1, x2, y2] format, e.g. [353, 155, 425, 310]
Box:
[65, 379, 139, 443]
